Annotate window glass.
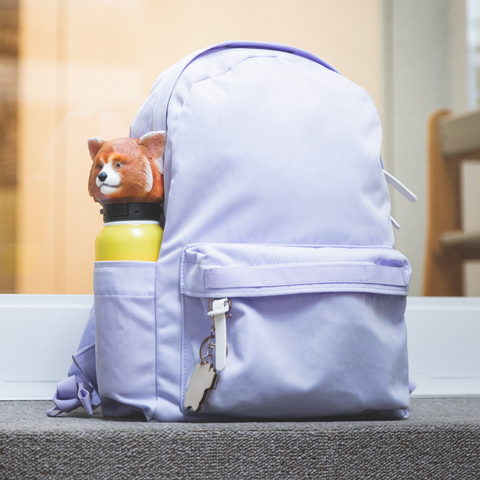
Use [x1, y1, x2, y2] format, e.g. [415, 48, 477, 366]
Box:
[0, 0, 388, 294]
[0, 1, 474, 295]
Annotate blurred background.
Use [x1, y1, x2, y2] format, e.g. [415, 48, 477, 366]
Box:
[0, 0, 479, 295]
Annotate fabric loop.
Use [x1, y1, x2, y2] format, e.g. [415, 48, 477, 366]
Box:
[78, 385, 94, 416]
[46, 374, 97, 417]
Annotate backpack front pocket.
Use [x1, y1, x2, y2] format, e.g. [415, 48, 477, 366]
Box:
[94, 261, 157, 419]
[180, 243, 411, 420]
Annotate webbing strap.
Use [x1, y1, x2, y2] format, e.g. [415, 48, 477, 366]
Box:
[205, 262, 407, 290]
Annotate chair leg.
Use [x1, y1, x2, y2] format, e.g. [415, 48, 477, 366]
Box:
[423, 110, 463, 296]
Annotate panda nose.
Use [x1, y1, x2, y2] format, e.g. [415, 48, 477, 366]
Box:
[98, 172, 107, 182]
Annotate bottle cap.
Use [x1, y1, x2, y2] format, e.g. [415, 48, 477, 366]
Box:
[100, 202, 162, 223]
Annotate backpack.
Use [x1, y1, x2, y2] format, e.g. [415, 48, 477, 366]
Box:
[48, 41, 415, 421]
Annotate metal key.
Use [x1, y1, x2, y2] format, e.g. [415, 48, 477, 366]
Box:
[184, 361, 218, 412]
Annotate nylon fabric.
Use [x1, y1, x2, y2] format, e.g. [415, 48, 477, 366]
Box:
[50, 41, 413, 422]
[93, 262, 157, 420]
[182, 244, 410, 297]
[136, 42, 406, 421]
[72, 344, 98, 392]
[46, 374, 97, 417]
[204, 263, 407, 290]
[182, 292, 409, 419]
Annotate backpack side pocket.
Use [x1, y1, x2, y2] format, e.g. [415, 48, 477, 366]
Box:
[94, 261, 157, 419]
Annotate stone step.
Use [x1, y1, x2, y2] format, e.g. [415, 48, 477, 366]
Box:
[1, 398, 479, 479]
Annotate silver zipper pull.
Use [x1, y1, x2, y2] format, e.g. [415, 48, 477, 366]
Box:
[208, 298, 232, 372]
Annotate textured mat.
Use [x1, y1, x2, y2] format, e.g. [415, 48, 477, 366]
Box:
[1, 398, 480, 479]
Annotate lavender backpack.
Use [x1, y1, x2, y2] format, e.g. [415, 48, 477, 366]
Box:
[48, 41, 416, 421]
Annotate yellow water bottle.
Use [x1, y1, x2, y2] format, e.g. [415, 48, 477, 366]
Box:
[95, 203, 163, 262]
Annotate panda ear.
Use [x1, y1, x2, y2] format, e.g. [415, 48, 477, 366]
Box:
[88, 137, 105, 161]
[137, 131, 166, 159]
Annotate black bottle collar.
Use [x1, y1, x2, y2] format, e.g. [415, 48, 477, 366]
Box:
[100, 202, 162, 223]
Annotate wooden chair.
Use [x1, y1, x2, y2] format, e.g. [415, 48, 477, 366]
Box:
[423, 109, 480, 296]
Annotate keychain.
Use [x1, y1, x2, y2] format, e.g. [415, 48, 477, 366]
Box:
[184, 335, 218, 412]
[184, 298, 231, 413]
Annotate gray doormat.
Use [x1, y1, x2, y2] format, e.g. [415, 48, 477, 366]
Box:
[1, 398, 479, 479]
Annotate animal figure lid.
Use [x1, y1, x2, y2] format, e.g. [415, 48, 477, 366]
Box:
[88, 131, 165, 206]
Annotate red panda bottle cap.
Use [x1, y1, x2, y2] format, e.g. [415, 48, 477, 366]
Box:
[89, 133, 165, 261]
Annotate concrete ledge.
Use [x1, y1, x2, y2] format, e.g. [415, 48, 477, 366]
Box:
[1, 398, 480, 479]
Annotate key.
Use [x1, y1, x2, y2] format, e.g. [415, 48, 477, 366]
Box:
[184, 362, 218, 413]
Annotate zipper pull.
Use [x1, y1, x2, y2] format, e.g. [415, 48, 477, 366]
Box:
[390, 216, 401, 230]
[208, 298, 232, 372]
[383, 170, 417, 203]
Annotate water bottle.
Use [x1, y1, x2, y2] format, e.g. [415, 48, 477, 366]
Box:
[95, 202, 163, 262]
